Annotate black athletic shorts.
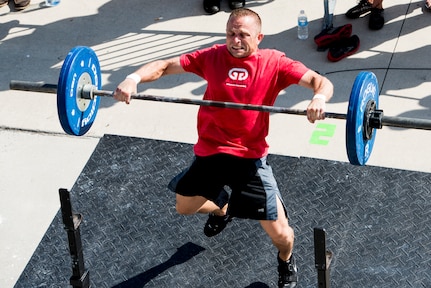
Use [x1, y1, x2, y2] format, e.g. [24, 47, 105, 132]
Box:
[168, 153, 287, 220]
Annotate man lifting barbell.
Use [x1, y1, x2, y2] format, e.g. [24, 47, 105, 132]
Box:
[113, 8, 333, 288]
[9, 5, 431, 286]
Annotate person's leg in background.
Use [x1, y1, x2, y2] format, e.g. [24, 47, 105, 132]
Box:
[345, 0, 385, 30]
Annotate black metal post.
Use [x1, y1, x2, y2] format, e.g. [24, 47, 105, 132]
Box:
[59, 188, 90, 288]
[314, 227, 332, 288]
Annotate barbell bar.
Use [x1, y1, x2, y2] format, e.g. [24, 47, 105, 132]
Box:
[10, 80, 350, 119]
[8, 46, 431, 166]
[10, 80, 431, 131]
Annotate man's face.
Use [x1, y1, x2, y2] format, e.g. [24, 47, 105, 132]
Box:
[226, 15, 263, 58]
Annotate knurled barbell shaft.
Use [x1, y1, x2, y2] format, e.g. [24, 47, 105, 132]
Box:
[9, 80, 431, 131]
[10, 80, 347, 120]
[95, 88, 351, 120]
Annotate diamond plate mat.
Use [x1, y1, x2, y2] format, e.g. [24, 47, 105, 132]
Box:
[15, 135, 431, 287]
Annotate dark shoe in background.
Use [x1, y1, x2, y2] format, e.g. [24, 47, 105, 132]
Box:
[314, 24, 353, 51]
[14, 0, 30, 10]
[228, 0, 245, 10]
[369, 8, 385, 30]
[0, 0, 8, 8]
[346, 0, 372, 19]
[203, 0, 221, 14]
[327, 35, 360, 62]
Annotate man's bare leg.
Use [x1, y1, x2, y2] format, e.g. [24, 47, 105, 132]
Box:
[175, 194, 226, 215]
[260, 197, 297, 287]
[259, 197, 294, 261]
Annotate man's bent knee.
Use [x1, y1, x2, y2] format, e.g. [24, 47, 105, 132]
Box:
[274, 223, 294, 243]
[260, 218, 294, 245]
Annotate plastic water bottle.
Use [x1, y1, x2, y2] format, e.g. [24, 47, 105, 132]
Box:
[297, 10, 309, 40]
[45, 0, 60, 6]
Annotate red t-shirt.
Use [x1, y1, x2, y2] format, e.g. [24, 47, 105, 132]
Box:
[180, 44, 309, 158]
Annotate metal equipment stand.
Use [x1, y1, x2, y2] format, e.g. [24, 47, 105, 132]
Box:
[59, 188, 90, 288]
[314, 227, 333, 288]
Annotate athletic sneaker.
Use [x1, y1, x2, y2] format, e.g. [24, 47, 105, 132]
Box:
[228, 0, 245, 10]
[278, 253, 297, 288]
[203, 213, 232, 237]
[327, 35, 360, 62]
[203, 0, 220, 14]
[346, 0, 372, 19]
[14, 0, 30, 10]
[369, 8, 385, 30]
[314, 24, 352, 51]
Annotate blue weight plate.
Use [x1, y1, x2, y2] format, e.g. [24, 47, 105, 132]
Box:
[57, 47, 80, 135]
[346, 71, 379, 165]
[57, 46, 101, 136]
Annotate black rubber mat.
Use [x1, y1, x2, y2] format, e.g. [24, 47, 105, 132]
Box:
[15, 135, 431, 287]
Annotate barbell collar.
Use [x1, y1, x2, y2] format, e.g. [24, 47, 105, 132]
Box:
[369, 110, 383, 130]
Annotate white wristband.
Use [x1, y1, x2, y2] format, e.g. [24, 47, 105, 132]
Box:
[126, 73, 141, 84]
[313, 94, 326, 101]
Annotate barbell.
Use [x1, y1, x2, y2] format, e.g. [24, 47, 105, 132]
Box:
[9, 46, 431, 166]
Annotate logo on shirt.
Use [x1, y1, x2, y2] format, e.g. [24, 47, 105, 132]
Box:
[228, 68, 249, 81]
